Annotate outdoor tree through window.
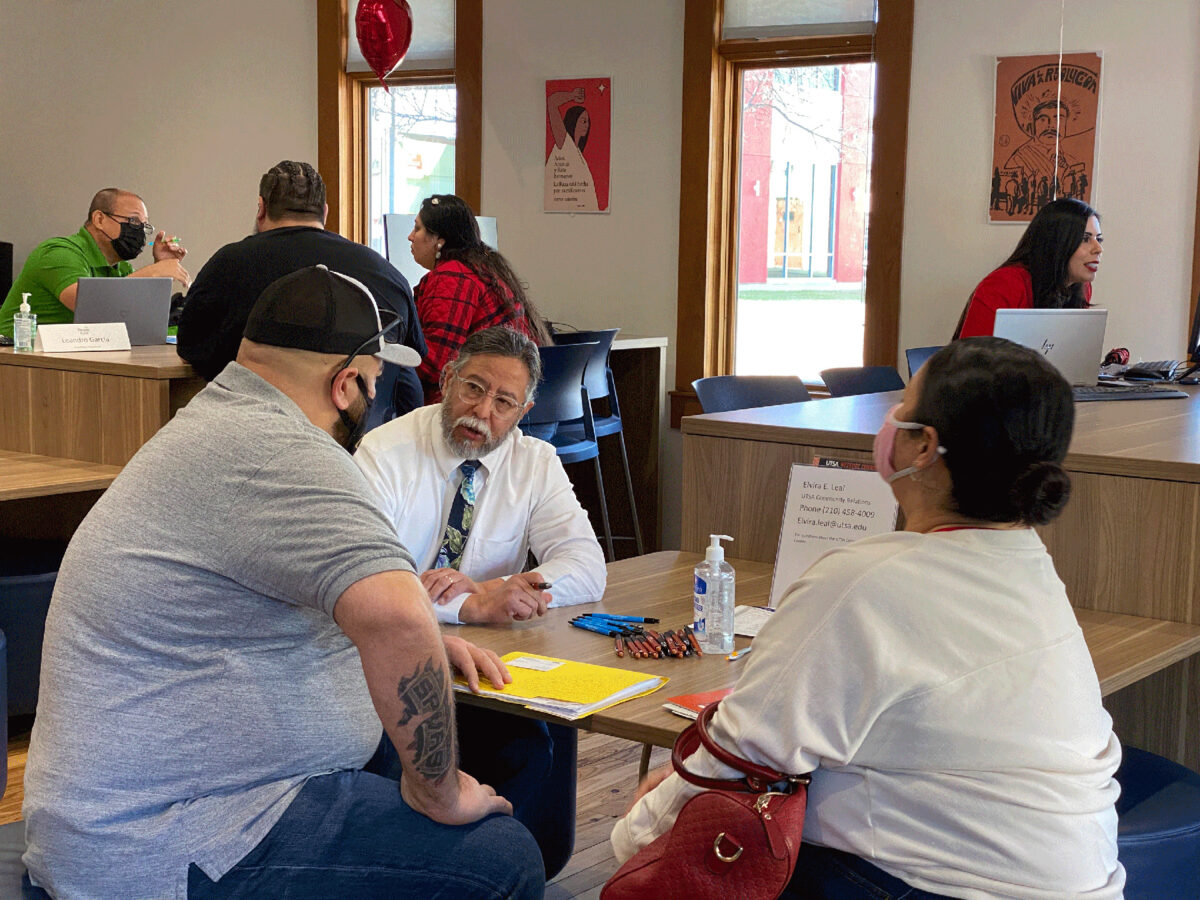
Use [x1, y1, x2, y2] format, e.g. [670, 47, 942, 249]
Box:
[733, 63, 874, 381]
[366, 83, 456, 256]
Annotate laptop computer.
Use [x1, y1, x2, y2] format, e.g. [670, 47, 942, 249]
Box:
[992, 308, 1187, 401]
[74, 277, 172, 345]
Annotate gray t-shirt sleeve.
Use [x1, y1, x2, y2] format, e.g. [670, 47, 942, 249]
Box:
[221, 443, 417, 617]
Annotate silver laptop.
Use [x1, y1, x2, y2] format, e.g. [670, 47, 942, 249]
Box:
[382, 213, 498, 288]
[74, 277, 173, 345]
[993, 308, 1107, 386]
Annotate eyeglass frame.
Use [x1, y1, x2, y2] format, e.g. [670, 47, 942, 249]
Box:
[334, 309, 403, 378]
[102, 211, 155, 238]
[448, 371, 527, 419]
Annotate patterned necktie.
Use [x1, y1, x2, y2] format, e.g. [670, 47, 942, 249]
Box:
[435, 460, 481, 570]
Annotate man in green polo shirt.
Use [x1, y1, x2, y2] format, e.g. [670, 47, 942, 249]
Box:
[0, 188, 191, 338]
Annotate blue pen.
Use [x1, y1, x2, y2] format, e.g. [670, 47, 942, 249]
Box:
[569, 618, 623, 637]
[581, 613, 661, 624]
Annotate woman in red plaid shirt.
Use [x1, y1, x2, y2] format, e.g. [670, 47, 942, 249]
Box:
[408, 194, 551, 402]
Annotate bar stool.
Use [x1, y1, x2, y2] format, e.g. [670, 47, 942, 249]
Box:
[1114, 745, 1200, 899]
[553, 329, 643, 557]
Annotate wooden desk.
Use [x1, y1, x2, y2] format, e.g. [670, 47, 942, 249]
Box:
[456, 552, 1200, 748]
[0, 347, 202, 539]
[681, 390, 1200, 766]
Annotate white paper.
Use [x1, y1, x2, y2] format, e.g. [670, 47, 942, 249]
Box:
[734, 605, 775, 637]
[506, 656, 564, 672]
[34, 322, 130, 353]
[769, 463, 899, 607]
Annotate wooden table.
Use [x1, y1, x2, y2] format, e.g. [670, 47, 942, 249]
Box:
[455, 552, 1200, 748]
[0, 346, 203, 539]
[681, 390, 1200, 767]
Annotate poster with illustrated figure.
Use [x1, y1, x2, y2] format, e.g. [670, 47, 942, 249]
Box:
[990, 52, 1101, 223]
[544, 77, 611, 213]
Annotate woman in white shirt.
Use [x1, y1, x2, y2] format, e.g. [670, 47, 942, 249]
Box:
[612, 337, 1124, 899]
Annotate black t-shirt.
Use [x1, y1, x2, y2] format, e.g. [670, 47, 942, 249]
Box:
[177, 226, 427, 420]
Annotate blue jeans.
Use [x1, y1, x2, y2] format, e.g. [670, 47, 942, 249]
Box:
[784, 844, 956, 899]
[187, 735, 544, 899]
[456, 705, 578, 880]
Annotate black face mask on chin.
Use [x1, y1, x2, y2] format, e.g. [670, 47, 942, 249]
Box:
[335, 374, 375, 454]
[109, 220, 147, 260]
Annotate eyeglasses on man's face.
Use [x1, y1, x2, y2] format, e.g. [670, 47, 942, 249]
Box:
[453, 374, 524, 419]
[104, 211, 155, 238]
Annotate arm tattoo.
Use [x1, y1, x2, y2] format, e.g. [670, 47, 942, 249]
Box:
[396, 658, 456, 782]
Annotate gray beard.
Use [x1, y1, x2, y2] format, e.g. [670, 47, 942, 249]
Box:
[440, 402, 508, 459]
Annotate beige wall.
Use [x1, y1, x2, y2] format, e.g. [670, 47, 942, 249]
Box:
[0, 0, 318, 271]
[901, 0, 1200, 360]
[479, 0, 686, 548]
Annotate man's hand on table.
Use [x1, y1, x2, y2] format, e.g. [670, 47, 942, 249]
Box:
[422, 567, 483, 604]
[458, 572, 552, 624]
[442, 634, 510, 692]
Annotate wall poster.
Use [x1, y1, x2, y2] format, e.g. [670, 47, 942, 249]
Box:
[544, 77, 611, 214]
[990, 52, 1101, 222]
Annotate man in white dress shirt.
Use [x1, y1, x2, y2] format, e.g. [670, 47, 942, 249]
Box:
[355, 325, 606, 624]
[355, 325, 606, 879]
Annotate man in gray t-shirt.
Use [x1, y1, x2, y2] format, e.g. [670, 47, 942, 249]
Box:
[22, 266, 543, 900]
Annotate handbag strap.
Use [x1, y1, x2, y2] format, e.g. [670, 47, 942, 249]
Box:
[671, 701, 807, 793]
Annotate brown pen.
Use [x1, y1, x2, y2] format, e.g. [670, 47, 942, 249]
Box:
[662, 630, 685, 657]
[667, 629, 689, 656]
[683, 625, 704, 656]
[614, 636, 625, 658]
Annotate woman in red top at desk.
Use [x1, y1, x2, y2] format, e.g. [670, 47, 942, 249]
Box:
[408, 194, 550, 402]
[955, 197, 1103, 339]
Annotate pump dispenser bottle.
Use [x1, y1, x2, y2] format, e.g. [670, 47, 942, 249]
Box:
[693, 534, 735, 653]
[13, 293, 35, 352]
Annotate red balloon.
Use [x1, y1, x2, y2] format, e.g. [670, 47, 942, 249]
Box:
[356, 0, 414, 87]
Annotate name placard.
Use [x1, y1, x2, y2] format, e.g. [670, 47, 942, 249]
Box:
[768, 460, 899, 608]
[34, 322, 131, 353]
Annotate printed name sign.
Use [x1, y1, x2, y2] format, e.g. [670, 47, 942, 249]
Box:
[34, 322, 131, 353]
[768, 462, 899, 608]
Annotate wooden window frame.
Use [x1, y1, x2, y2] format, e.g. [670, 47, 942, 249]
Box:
[670, 0, 914, 425]
[316, 0, 482, 242]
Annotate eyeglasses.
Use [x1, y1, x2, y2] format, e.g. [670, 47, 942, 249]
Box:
[104, 212, 155, 238]
[453, 374, 524, 418]
[335, 309, 402, 376]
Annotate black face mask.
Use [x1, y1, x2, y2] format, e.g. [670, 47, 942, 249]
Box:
[335, 374, 375, 454]
[109, 220, 147, 260]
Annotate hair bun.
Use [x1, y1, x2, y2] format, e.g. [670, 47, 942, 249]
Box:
[1010, 461, 1071, 526]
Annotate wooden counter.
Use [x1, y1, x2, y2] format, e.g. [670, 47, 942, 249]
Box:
[681, 390, 1200, 767]
[0, 347, 203, 539]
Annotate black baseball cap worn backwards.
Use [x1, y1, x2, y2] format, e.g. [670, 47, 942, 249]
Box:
[244, 265, 420, 367]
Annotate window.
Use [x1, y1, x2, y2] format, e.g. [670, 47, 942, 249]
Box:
[733, 63, 874, 380]
[671, 0, 912, 422]
[316, 0, 481, 242]
[365, 83, 457, 255]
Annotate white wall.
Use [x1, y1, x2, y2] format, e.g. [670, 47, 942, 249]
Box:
[900, 0, 1200, 360]
[479, 0, 686, 548]
[0, 0, 318, 273]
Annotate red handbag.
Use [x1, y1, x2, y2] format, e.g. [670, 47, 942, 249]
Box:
[601, 701, 810, 900]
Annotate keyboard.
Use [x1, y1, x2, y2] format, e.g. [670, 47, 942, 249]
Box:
[1073, 383, 1190, 402]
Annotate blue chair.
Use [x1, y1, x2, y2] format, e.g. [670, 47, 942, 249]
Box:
[520, 342, 614, 560]
[0, 540, 67, 717]
[1114, 745, 1200, 899]
[905, 345, 942, 379]
[0, 627, 47, 898]
[819, 365, 905, 397]
[553, 329, 643, 557]
[691, 375, 811, 413]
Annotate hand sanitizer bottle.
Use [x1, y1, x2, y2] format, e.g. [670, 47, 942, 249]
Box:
[13, 293, 36, 352]
[693, 534, 735, 654]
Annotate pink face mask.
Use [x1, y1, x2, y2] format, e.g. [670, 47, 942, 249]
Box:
[872, 404, 945, 484]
